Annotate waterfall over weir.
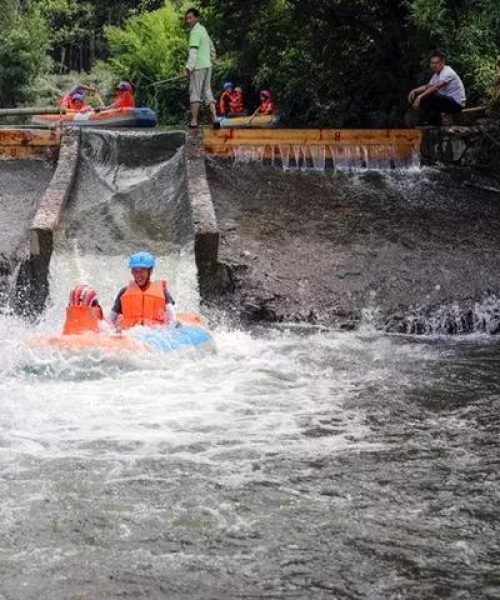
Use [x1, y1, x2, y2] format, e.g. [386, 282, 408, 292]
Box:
[232, 142, 420, 171]
[204, 128, 423, 171]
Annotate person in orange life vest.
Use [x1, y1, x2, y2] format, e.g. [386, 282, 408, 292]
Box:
[59, 91, 90, 112]
[110, 81, 136, 109]
[63, 285, 104, 335]
[69, 93, 91, 112]
[108, 251, 177, 330]
[58, 85, 96, 110]
[218, 82, 234, 116]
[229, 86, 247, 115]
[256, 89, 277, 115]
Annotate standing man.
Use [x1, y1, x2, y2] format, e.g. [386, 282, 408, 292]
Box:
[408, 51, 466, 126]
[184, 8, 219, 129]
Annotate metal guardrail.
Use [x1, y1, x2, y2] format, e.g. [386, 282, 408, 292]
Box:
[0, 107, 67, 117]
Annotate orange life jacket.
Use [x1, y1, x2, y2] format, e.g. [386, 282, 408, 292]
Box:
[259, 99, 276, 115]
[58, 93, 72, 109]
[120, 280, 168, 329]
[59, 94, 88, 111]
[112, 90, 136, 109]
[63, 305, 103, 335]
[229, 93, 245, 114]
[219, 90, 234, 116]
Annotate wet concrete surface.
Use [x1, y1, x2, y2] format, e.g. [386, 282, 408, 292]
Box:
[206, 159, 500, 332]
[0, 160, 54, 274]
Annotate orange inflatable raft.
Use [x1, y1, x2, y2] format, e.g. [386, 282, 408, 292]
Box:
[31, 107, 157, 129]
[32, 306, 210, 354]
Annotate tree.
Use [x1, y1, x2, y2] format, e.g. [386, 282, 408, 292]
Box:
[38, 0, 95, 73]
[200, 0, 500, 125]
[105, 1, 191, 122]
[0, 0, 51, 107]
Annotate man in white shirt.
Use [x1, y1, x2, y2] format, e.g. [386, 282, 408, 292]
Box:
[408, 51, 466, 126]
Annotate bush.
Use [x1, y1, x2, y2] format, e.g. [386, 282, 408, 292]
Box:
[30, 63, 119, 108]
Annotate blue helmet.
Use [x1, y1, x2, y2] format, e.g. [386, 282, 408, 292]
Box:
[72, 93, 86, 102]
[129, 251, 155, 269]
[70, 85, 85, 95]
[223, 81, 233, 90]
[117, 81, 132, 91]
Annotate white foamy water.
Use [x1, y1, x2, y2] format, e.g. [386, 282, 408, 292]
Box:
[1, 291, 499, 599]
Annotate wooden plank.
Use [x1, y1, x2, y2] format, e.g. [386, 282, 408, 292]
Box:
[208, 143, 418, 161]
[0, 129, 61, 146]
[0, 145, 58, 159]
[204, 129, 422, 158]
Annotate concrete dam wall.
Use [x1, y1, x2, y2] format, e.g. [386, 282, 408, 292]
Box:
[1, 126, 499, 334]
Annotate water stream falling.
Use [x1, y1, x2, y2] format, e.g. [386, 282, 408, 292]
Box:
[0, 132, 498, 599]
[232, 143, 421, 171]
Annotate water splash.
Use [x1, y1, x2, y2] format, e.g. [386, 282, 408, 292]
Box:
[383, 295, 500, 335]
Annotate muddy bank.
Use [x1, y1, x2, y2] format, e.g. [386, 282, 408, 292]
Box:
[0, 160, 55, 303]
[206, 158, 500, 332]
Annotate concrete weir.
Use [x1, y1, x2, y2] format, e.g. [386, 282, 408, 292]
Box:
[200, 127, 500, 333]
[2, 124, 497, 333]
[185, 129, 219, 295]
[27, 131, 80, 312]
[0, 130, 63, 310]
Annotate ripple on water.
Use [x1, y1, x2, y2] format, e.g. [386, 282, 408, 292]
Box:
[0, 318, 499, 598]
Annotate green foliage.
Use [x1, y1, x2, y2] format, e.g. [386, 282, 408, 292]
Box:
[38, 0, 95, 73]
[1, 0, 499, 123]
[0, 2, 51, 107]
[105, 1, 191, 123]
[201, 0, 415, 126]
[30, 63, 119, 107]
[408, 0, 499, 103]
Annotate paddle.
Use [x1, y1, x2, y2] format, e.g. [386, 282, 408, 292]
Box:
[246, 108, 260, 126]
[148, 75, 184, 88]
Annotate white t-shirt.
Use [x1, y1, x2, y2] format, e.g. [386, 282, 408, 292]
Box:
[429, 65, 466, 106]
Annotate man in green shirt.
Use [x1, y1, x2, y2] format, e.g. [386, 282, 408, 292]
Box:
[184, 8, 219, 129]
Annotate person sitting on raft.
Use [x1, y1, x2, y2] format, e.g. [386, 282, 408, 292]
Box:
[108, 251, 177, 330]
[58, 85, 97, 110]
[59, 90, 91, 112]
[62, 285, 104, 335]
[69, 93, 92, 112]
[408, 51, 466, 126]
[218, 81, 234, 117]
[255, 89, 277, 115]
[229, 86, 247, 115]
[110, 81, 136, 109]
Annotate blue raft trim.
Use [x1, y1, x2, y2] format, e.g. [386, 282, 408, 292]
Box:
[133, 325, 211, 353]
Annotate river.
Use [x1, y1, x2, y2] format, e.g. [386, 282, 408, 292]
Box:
[0, 132, 498, 599]
[0, 313, 499, 598]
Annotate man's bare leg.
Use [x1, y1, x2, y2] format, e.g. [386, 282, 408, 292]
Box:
[209, 101, 217, 123]
[190, 101, 201, 127]
[209, 101, 220, 129]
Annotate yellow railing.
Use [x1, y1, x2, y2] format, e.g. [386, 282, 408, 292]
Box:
[0, 129, 61, 159]
[204, 128, 422, 161]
